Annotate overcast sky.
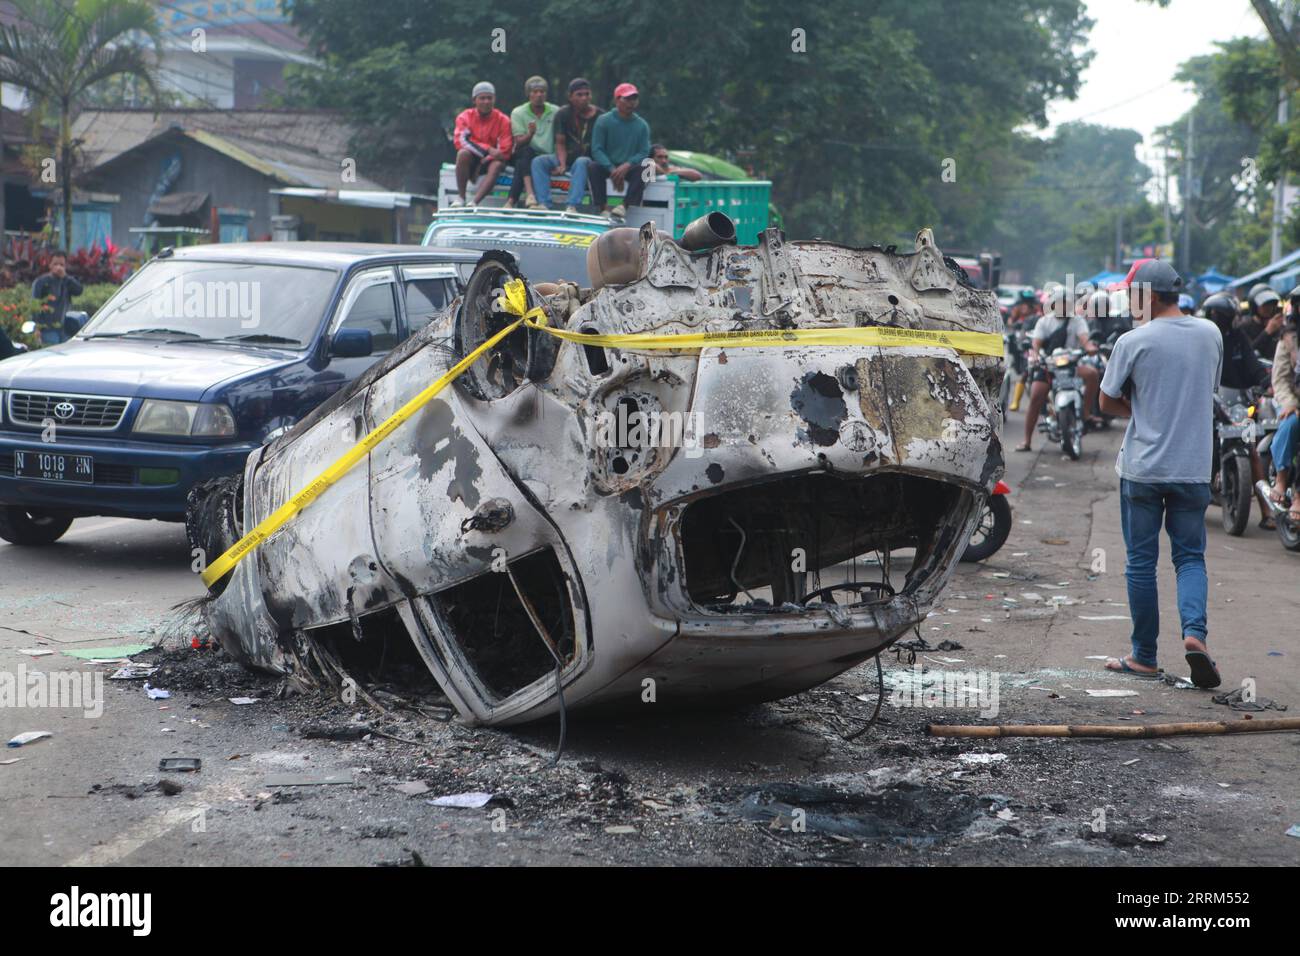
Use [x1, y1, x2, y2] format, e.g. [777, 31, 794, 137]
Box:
[1045, 0, 1266, 158]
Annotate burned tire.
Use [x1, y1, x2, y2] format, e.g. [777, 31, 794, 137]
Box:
[961, 494, 1012, 563]
[186, 475, 244, 596]
[0, 506, 73, 545]
[1220, 455, 1252, 537]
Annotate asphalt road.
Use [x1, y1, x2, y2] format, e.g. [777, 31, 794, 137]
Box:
[2, 414, 1298, 866]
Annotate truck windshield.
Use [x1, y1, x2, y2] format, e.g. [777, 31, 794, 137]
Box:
[425, 225, 595, 285]
[82, 260, 339, 347]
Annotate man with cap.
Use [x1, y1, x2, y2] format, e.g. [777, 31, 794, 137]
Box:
[505, 76, 557, 209]
[591, 82, 652, 220]
[1242, 285, 1284, 358]
[1098, 258, 1223, 688]
[452, 82, 513, 206]
[531, 77, 604, 211]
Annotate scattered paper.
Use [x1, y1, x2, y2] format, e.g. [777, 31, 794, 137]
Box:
[995, 808, 1017, 821]
[1086, 689, 1140, 698]
[108, 665, 157, 680]
[1137, 833, 1167, 844]
[1079, 615, 1130, 621]
[228, 697, 260, 705]
[604, 825, 638, 834]
[1122, 758, 1141, 766]
[1084, 655, 1111, 661]
[7, 731, 52, 748]
[265, 773, 355, 787]
[958, 753, 1008, 765]
[144, 683, 170, 700]
[1286, 825, 1300, 839]
[17, 648, 53, 657]
[427, 791, 493, 808]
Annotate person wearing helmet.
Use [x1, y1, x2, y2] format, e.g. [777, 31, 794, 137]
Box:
[1015, 285, 1101, 451]
[1178, 293, 1196, 315]
[1264, 286, 1300, 525]
[1244, 286, 1284, 357]
[1205, 292, 1275, 528]
[1005, 289, 1041, 411]
[1098, 258, 1223, 687]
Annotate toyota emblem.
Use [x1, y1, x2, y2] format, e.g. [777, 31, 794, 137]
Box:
[54, 401, 76, 420]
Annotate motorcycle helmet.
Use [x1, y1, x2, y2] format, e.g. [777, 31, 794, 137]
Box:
[1202, 292, 1238, 333]
[1251, 286, 1281, 315]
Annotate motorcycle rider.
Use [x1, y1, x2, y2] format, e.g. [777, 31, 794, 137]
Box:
[1264, 287, 1300, 526]
[1016, 285, 1101, 452]
[1007, 289, 1039, 411]
[1204, 291, 1275, 528]
[1243, 285, 1285, 358]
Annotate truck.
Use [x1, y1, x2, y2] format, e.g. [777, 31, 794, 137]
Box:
[422, 155, 773, 284]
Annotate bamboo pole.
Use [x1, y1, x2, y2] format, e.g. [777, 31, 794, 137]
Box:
[927, 717, 1300, 739]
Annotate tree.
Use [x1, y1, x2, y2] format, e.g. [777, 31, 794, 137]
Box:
[279, 0, 1094, 247]
[0, 0, 160, 250]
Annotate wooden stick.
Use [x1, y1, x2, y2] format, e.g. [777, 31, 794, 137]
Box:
[927, 717, 1300, 739]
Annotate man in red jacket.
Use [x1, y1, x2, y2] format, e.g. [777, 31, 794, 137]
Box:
[453, 81, 513, 206]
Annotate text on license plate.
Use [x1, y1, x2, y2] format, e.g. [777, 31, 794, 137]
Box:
[14, 449, 94, 483]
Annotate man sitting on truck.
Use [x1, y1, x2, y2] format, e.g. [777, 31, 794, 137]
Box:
[591, 82, 652, 220]
[650, 144, 703, 182]
[505, 76, 557, 209]
[452, 82, 513, 207]
[531, 77, 604, 212]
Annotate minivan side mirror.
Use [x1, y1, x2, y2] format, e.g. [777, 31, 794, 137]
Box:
[64, 311, 88, 336]
[330, 328, 373, 358]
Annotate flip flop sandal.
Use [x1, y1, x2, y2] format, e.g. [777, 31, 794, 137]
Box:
[1014, 443, 1032, 453]
[1105, 657, 1163, 680]
[1184, 650, 1222, 689]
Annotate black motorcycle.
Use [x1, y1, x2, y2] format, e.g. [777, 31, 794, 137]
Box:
[1211, 388, 1259, 536]
[1036, 347, 1086, 460]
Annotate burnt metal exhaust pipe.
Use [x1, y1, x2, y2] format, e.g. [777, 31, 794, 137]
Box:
[678, 212, 737, 251]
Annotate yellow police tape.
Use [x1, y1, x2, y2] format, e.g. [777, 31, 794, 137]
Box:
[200, 278, 1001, 587]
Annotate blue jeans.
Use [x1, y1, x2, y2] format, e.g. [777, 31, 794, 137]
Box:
[531, 153, 593, 207]
[1119, 479, 1211, 667]
[1274, 413, 1298, 474]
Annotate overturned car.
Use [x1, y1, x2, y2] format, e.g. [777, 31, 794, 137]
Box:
[191, 215, 1005, 726]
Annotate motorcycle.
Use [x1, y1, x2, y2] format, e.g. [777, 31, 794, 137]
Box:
[1037, 347, 1086, 460]
[961, 480, 1012, 562]
[1256, 405, 1300, 552]
[1211, 387, 1260, 536]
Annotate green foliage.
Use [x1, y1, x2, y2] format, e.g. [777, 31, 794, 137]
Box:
[0, 282, 119, 348]
[280, 0, 1093, 248]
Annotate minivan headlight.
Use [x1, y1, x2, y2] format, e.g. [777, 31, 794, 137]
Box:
[134, 400, 236, 437]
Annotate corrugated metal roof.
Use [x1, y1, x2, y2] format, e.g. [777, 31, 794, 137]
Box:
[73, 109, 387, 190]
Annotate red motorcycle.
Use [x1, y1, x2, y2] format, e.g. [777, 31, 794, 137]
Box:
[961, 481, 1012, 562]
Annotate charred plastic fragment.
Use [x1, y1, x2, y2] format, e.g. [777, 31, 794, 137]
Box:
[195, 221, 1004, 726]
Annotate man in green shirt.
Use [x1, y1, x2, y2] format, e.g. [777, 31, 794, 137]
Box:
[591, 82, 651, 220]
[505, 75, 558, 209]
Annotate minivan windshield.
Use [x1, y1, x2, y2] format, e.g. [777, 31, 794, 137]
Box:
[425, 224, 595, 285]
[82, 260, 340, 348]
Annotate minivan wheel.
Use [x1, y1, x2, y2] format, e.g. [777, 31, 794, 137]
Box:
[0, 506, 74, 545]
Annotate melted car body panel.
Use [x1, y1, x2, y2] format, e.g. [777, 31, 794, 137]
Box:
[199, 225, 1004, 726]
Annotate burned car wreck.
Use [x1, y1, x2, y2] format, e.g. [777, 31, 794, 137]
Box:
[191, 215, 1005, 726]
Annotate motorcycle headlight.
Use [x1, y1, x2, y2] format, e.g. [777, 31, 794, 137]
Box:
[1054, 355, 1072, 367]
[134, 400, 236, 437]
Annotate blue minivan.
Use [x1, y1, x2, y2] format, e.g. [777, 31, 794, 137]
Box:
[0, 242, 479, 544]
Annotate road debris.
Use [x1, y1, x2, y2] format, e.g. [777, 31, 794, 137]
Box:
[143, 683, 170, 700]
[1212, 687, 1288, 712]
[16, 648, 53, 657]
[265, 773, 356, 786]
[1085, 689, 1140, 698]
[427, 792, 494, 808]
[393, 781, 431, 797]
[929, 717, 1300, 738]
[7, 731, 51, 748]
[63, 643, 154, 660]
[158, 758, 201, 772]
[108, 665, 157, 680]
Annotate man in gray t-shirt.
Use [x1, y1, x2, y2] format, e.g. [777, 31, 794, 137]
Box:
[1098, 259, 1223, 689]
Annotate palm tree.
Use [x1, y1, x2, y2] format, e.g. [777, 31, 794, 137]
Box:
[0, 0, 160, 250]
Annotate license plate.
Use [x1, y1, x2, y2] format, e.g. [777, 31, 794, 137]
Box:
[14, 449, 94, 483]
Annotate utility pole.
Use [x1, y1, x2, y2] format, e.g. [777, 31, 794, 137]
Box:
[1163, 148, 1172, 246]
[1271, 0, 1295, 263]
[1182, 112, 1194, 274]
[1115, 209, 1123, 271]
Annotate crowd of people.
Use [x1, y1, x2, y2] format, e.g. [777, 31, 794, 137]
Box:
[449, 76, 699, 215]
[1001, 260, 1300, 687]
